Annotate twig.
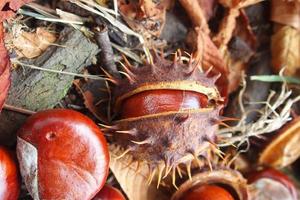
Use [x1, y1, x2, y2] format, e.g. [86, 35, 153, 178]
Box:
[94, 26, 120, 78]
[3, 104, 36, 115]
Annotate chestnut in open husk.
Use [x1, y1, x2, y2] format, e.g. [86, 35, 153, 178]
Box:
[107, 52, 226, 184]
[171, 168, 249, 200]
[16, 109, 110, 200]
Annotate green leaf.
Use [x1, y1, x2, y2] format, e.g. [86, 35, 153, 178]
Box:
[250, 75, 300, 84]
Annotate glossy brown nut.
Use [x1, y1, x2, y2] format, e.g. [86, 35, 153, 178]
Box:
[92, 185, 126, 200]
[17, 109, 110, 200]
[248, 168, 297, 200]
[181, 185, 234, 200]
[0, 147, 20, 200]
[121, 89, 208, 118]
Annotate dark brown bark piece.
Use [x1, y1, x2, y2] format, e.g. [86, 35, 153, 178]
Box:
[0, 27, 99, 146]
[7, 27, 99, 111]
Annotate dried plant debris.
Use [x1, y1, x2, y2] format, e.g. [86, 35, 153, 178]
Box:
[271, 0, 300, 30]
[109, 145, 170, 200]
[218, 79, 300, 149]
[0, 0, 32, 21]
[118, 0, 168, 41]
[1, 0, 300, 199]
[6, 27, 99, 111]
[5, 27, 57, 59]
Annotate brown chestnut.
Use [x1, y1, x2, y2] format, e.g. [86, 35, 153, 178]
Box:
[0, 147, 20, 200]
[92, 185, 126, 200]
[248, 168, 297, 200]
[17, 109, 110, 200]
[181, 184, 234, 200]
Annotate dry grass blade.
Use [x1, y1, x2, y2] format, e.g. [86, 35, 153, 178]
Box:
[11, 59, 107, 80]
[18, 9, 83, 25]
[218, 73, 300, 149]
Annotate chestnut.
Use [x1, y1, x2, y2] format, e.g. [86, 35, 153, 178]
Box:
[248, 168, 297, 200]
[16, 109, 110, 200]
[0, 147, 20, 200]
[172, 169, 249, 200]
[181, 184, 234, 200]
[92, 185, 126, 200]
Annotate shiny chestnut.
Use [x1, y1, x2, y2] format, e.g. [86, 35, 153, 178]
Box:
[0, 147, 20, 200]
[92, 185, 126, 200]
[17, 109, 110, 200]
[248, 168, 297, 200]
[181, 184, 234, 200]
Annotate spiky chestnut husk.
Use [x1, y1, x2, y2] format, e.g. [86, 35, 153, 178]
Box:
[171, 168, 249, 200]
[109, 53, 224, 180]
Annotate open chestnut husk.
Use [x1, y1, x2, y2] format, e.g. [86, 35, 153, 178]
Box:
[0, 147, 20, 200]
[16, 109, 110, 200]
[171, 168, 249, 200]
[258, 116, 300, 168]
[248, 168, 297, 200]
[92, 185, 126, 200]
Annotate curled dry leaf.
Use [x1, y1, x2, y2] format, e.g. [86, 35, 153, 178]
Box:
[7, 27, 57, 59]
[17, 109, 110, 200]
[259, 117, 300, 168]
[271, 0, 300, 30]
[186, 27, 229, 98]
[109, 145, 169, 200]
[213, 8, 240, 49]
[0, 23, 10, 112]
[0, 0, 32, 22]
[213, 10, 255, 93]
[178, 0, 214, 34]
[118, 0, 167, 41]
[218, 0, 263, 8]
[271, 25, 300, 76]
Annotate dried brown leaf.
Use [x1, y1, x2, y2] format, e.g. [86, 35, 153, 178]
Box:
[8, 27, 56, 59]
[271, 25, 300, 76]
[219, 0, 263, 8]
[213, 8, 240, 48]
[0, 23, 10, 112]
[271, 0, 300, 30]
[178, 0, 212, 34]
[187, 28, 229, 98]
[0, 0, 32, 22]
[109, 145, 169, 200]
